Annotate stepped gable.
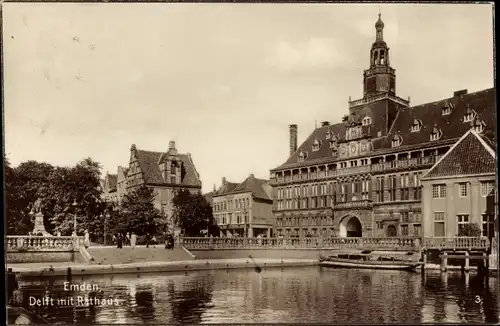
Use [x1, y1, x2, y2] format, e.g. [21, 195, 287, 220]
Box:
[230, 174, 272, 201]
[374, 88, 496, 150]
[423, 129, 496, 179]
[279, 122, 346, 168]
[134, 148, 201, 187]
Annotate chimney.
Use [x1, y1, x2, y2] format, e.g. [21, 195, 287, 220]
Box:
[130, 144, 136, 151]
[169, 141, 176, 150]
[454, 89, 468, 97]
[289, 124, 298, 156]
[321, 121, 330, 127]
[222, 177, 227, 185]
[249, 173, 254, 178]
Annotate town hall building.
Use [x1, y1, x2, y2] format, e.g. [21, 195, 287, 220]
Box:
[270, 14, 496, 239]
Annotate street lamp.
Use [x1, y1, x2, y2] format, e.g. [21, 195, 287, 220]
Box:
[105, 210, 110, 246]
[72, 200, 78, 236]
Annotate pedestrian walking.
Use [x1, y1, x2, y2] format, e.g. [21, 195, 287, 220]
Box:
[116, 233, 123, 249]
[131, 233, 137, 248]
[84, 229, 90, 248]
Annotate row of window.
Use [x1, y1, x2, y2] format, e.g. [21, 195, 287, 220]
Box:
[433, 212, 494, 238]
[214, 197, 250, 212]
[276, 216, 333, 227]
[215, 213, 248, 225]
[432, 181, 494, 199]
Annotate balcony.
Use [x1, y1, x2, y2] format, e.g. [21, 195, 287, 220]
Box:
[349, 92, 410, 108]
[371, 156, 440, 173]
[335, 165, 371, 176]
[424, 237, 490, 250]
[270, 155, 443, 185]
[333, 200, 372, 210]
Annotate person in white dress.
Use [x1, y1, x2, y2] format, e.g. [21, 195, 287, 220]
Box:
[130, 233, 137, 248]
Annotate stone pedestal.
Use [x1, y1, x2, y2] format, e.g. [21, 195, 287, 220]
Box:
[32, 212, 51, 236]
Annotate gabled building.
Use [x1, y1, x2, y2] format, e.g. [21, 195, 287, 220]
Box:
[102, 172, 118, 203]
[270, 14, 496, 239]
[116, 166, 129, 203]
[213, 174, 274, 237]
[421, 129, 496, 239]
[125, 141, 202, 234]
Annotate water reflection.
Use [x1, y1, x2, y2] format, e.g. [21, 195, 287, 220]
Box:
[17, 267, 498, 324]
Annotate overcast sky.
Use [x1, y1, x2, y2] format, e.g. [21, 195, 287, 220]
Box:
[3, 3, 494, 193]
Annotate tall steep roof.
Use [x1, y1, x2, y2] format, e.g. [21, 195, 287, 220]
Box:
[230, 174, 272, 201]
[213, 181, 239, 196]
[422, 129, 496, 179]
[273, 88, 495, 171]
[133, 148, 201, 187]
[375, 88, 496, 150]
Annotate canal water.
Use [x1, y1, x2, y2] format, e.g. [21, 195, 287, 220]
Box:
[16, 267, 499, 324]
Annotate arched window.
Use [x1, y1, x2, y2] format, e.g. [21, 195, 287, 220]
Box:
[312, 140, 321, 152]
[430, 126, 443, 141]
[298, 151, 308, 162]
[464, 106, 477, 123]
[411, 119, 422, 132]
[391, 135, 403, 147]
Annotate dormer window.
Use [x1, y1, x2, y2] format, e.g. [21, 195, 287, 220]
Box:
[329, 140, 338, 149]
[463, 106, 477, 123]
[430, 126, 443, 141]
[391, 135, 403, 147]
[312, 140, 321, 152]
[411, 119, 422, 132]
[473, 119, 485, 133]
[332, 149, 338, 157]
[442, 102, 453, 116]
[298, 151, 308, 162]
[362, 116, 372, 126]
[326, 130, 332, 140]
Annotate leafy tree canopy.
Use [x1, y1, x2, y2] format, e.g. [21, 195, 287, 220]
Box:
[458, 223, 482, 237]
[172, 188, 217, 237]
[117, 185, 165, 236]
[5, 156, 105, 236]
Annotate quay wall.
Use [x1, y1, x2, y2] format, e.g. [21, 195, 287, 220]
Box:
[11, 258, 318, 279]
[189, 249, 342, 260]
[6, 251, 86, 264]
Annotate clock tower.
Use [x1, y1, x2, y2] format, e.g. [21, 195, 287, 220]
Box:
[363, 13, 396, 97]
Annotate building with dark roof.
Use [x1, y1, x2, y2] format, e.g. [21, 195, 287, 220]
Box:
[421, 129, 496, 239]
[103, 140, 202, 235]
[269, 14, 496, 239]
[212, 174, 274, 237]
[102, 172, 118, 203]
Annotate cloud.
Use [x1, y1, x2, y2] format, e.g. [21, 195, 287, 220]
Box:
[267, 37, 349, 71]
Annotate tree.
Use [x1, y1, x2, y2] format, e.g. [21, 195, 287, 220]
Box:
[172, 189, 216, 237]
[119, 186, 165, 236]
[458, 223, 482, 237]
[4, 157, 105, 236]
[4, 157, 33, 235]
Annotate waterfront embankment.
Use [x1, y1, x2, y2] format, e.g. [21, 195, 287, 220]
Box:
[8, 258, 318, 278]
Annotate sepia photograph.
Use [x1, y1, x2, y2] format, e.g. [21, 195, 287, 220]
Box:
[2, 1, 498, 324]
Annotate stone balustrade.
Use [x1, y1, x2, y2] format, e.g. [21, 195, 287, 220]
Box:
[333, 200, 373, 210]
[6, 235, 82, 252]
[424, 237, 490, 250]
[181, 236, 423, 251]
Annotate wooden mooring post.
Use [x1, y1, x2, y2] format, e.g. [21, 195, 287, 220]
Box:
[440, 251, 448, 272]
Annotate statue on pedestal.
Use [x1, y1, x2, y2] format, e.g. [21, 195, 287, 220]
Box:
[30, 198, 51, 236]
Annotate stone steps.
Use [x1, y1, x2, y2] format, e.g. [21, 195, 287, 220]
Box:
[86, 246, 194, 265]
